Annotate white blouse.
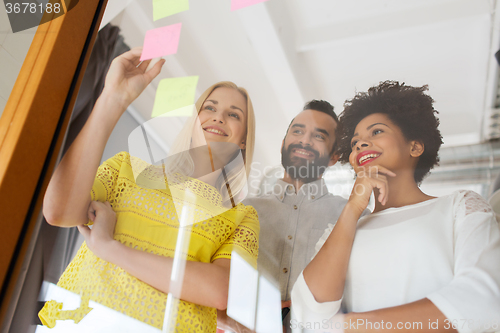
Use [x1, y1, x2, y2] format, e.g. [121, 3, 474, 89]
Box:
[291, 190, 500, 333]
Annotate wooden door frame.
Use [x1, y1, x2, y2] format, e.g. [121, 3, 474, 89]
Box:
[0, 0, 108, 326]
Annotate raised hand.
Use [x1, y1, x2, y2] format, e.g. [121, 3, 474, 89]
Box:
[77, 201, 117, 261]
[103, 47, 165, 111]
[348, 162, 396, 214]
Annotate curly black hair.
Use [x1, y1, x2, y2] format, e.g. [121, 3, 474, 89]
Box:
[337, 81, 443, 183]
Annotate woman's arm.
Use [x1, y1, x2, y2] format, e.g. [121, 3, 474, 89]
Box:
[43, 48, 165, 227]
[105, 241, 231, 310]
[78, 201, 232, 309]
[343, 299, 456, 333]
[302, 191, 500, 333]
[349, 192, 499, 333]
[302, 166, 395, 303]
[293, 289, 458, 333]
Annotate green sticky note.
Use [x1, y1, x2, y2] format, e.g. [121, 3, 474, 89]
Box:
[159, 104, 195, 117]
[153, 0, 189, 21]
[151, 76, 199, 118]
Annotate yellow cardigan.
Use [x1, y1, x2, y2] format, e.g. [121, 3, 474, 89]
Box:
[39, 152, 259, 332]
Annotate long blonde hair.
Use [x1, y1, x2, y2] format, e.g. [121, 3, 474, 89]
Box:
[165, 81, 255, 207]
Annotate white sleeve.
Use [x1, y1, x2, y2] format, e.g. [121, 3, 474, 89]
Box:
[290, 223, 341, 325]
[291, 271, 342, 326]
[427, 191, 500, 333]
[311, 223, 335, 260]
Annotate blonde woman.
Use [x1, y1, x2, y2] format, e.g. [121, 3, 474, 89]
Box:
[39, 47, 259, 332]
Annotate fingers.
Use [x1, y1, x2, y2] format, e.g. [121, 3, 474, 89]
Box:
[87, 202, 96, 222]
[87, 209, 95, 222]
[119, 47, 143, 64]
[373, 177, 389, 205]
[77, 225, 90, 239]
[365, 173, 388, 205]
[362, 166, 394, 205]
[89, 200, 103, 213]
[370, 165, 396, 177]
[355, 170, 390, 205]
[89, 201, 114, 216]
[110, 47, 144, 70]
[144, 59, 166, 83]
[144, 57, 162, 72]
[355, 178, 385, 205]
[357, 165, 395, 178]
[348, 152, 357, 168]
[136, 59, 152, 71]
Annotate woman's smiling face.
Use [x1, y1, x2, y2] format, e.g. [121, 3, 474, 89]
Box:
[198, 87, 248, 150]
[349, 113, 416, 174]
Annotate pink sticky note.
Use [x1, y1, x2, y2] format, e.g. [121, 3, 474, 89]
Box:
[231, 0, 269, 11]
[140, 23, 182, 61]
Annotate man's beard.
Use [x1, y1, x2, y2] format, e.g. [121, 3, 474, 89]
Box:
[281, 144, 330, 184]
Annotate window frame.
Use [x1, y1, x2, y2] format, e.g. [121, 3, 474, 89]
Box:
[0, 0, 108, 326]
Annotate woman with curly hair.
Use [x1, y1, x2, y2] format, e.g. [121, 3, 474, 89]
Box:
[291, 81, 500, 333]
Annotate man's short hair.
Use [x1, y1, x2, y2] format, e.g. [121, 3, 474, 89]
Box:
[302, 100, 338, 124]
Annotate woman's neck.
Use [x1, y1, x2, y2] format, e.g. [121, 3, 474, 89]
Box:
[372, 171, 435, 213]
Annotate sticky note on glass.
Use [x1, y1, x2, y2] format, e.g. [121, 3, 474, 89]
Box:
[231, 0, 269, 11]
[151, 76, 199, 117]
[159, 104, 195, 117]
[153, 0, 189, 21]
[140, 23, 182, 61]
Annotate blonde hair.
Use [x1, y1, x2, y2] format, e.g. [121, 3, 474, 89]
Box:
[165, 81, 255, 207]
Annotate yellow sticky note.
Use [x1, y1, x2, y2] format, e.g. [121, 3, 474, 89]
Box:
[152, 76, 199, 118]
[159, 104, 195, 117]
[153, 0, 189, 21]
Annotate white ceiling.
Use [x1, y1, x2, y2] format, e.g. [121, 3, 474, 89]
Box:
[103, 0, 500, 173]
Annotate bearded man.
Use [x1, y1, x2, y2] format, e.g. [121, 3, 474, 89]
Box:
[243, 100, 369, 332]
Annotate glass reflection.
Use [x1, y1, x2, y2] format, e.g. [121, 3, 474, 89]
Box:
[37, 45, 260, 332]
